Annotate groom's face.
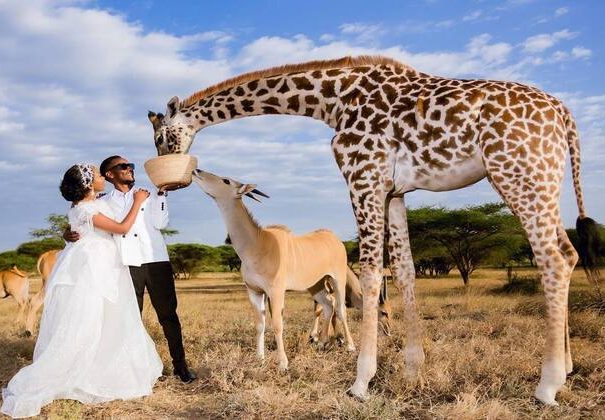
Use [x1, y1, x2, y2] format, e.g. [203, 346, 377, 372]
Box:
[105, 157, 135, 186]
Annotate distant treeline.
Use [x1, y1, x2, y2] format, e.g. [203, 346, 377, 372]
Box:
[2, 203, 603, 285]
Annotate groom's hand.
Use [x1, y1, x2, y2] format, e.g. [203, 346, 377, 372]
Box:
[63, 226, 80, 242]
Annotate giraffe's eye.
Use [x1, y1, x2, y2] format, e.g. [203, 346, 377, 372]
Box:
[222, 179, 231, 185]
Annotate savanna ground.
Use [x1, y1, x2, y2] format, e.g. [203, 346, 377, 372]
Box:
[1, 268, 604, 419]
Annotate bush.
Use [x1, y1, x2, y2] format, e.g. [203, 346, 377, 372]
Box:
[0, 251, 38, 272]
[16, 238, 64, 258]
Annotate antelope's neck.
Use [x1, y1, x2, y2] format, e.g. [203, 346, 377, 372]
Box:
[181, 68, 372, 131]
[216, 199, 261, 260]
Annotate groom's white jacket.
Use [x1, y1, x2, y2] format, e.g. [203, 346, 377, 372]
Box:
[101, 187, 170, 267]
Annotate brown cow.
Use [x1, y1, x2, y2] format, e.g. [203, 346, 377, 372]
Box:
[0, 265, 30, 328]
[25, 249, 61, 335]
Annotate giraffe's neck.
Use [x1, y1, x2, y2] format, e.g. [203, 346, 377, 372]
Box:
[180, 68, 378, 131]
[215, 198, 262, 261]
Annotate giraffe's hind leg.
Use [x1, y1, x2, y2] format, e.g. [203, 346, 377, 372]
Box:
[557, 223, 579, 375]
[487, 168, 572, 405]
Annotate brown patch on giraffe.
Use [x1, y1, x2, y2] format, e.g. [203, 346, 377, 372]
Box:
[241, 99, 254, 112]
[266, 78, 280, 89]
[483, 141, 504, 157]
[369, 114, 388, 134]
[338, 132, 362, 147]
[292, 76, 314, 91]
[264, 97, 280, 107]
[340, 74, 359, 92]
[287, 96, 300, 112]
[277, 80, 290, 94]
[370, 91, 389, 113]
[305, 95, 319, 105]
[321, 80, 336, 98]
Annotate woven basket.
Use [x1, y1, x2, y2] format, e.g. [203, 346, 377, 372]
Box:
[144, 154, 198, 191]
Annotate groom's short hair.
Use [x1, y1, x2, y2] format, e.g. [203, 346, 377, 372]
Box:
[100, 155, 123, 175]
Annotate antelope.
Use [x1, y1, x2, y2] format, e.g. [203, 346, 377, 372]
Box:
[192, 169, 356, 370]
[310, 268, 392, 343]
[0, 265, 30, 328]
[24, 249, 61, 335]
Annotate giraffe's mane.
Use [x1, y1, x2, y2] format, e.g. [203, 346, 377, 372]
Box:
[182, 56, 416, 107]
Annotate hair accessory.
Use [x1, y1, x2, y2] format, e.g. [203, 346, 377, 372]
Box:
[76, 163, 94, 190]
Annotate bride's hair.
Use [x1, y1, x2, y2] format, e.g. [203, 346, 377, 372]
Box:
[60, 165, 92, 202]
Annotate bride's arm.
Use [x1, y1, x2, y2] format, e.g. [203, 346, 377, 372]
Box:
[93, 190, 150, 234]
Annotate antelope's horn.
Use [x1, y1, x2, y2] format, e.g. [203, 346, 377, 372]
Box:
[251, 188, 270, 198]
[245, 193, 262, 202]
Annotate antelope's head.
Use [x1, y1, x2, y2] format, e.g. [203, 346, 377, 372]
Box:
[191, 169, 269, 203]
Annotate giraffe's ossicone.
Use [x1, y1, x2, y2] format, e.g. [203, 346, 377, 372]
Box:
[148, 55, 601, 405]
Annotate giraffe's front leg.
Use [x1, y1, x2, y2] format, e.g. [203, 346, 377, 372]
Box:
[387, 196, 425, 381]
[344, 187, 386, 400]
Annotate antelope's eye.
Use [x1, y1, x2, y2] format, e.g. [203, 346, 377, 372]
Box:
[222, 179, 231, 185]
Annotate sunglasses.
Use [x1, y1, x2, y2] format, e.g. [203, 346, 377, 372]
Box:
[108, 162, 135, 172]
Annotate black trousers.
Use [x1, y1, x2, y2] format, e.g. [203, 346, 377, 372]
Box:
[129, 261, 186, 369]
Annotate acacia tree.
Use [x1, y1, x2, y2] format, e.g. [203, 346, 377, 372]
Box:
[30, 214, 69, 241]
[408, 203, 524, 286]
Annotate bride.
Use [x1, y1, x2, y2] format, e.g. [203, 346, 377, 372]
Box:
[1, 163, 163, 418]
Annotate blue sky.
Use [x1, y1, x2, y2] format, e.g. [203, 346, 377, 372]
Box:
[0, 0, 603, 252]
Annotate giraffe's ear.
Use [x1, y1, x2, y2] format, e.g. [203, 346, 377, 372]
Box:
[166, 96, 181, 119]
[147, 111, 164, 130]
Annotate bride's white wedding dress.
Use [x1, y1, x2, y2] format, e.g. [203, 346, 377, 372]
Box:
[1, 200, 163, 418]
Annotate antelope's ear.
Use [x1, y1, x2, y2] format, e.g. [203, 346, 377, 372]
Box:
[237, 184, 257, 196]
[147, 111, 164, 130]
[166, 96, 180, 119]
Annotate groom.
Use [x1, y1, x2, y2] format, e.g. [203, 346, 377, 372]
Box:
[66, 155, 196, 383]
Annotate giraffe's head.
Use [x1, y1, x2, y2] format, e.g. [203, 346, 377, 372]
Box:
[148, 96, 197, 156]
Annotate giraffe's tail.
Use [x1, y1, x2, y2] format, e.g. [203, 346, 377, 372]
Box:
[565, 106, 602, 283]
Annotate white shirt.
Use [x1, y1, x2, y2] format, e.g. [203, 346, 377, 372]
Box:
[101, 187, 170, 267]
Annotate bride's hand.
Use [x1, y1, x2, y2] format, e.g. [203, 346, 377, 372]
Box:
[133, 189, 150, 202]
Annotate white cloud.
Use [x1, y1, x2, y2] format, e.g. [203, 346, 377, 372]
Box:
[571, 46, 592, 59]
[522, 29, 577, 53]
[463, 10, 483, 22]
[555, 7, 569, 17]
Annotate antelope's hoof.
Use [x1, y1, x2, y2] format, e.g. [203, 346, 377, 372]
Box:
[19, 330, 32, 338]
[534, 385, 560, 406]
[346, 381, 369, 401]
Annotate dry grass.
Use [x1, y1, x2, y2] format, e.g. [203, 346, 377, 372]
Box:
[1, 269, 604, 419]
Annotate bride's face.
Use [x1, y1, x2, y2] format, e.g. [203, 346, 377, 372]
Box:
[92, 166, 105, 192]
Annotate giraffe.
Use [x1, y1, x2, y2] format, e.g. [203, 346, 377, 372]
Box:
[148, 56, 601, 405]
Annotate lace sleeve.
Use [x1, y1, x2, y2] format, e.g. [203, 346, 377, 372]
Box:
[68, 201, 100, 236]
